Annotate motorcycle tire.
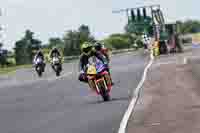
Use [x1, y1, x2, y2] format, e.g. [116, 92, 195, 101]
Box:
[37, 70, 42, 77]
[99, 83, 110, 101]
[36, 66, 42, 77]
[102, 92, 110, 101]
[56, 71, 60, 77]
[54, 64, 61, 77]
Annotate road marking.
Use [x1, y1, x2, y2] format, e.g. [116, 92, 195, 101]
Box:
[183, 57, 188, 65]
[118, 55, 154, 133]
[47, 72, 73, 81]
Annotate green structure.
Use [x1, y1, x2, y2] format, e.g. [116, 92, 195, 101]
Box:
[113, 5, 183, 54]
[113, 5, 165, 38]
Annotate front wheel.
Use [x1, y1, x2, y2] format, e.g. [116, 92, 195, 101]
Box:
[102, 92, 110, 101]
[100, 85, 110, 101]
[37, 71, 42, 77]
[54, 64, 61, 77]
[36, 66, 42, 77]
[56, 71, 60, 77]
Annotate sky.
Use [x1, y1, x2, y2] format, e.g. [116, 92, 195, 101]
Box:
[0, 0, 200, 50]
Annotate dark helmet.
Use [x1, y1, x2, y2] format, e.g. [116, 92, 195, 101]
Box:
[52, 47, 58, 51]
[94, 42, 103, 51]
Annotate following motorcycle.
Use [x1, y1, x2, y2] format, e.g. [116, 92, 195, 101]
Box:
[86, 57, 112, 101]
[52, 56, 62, 76]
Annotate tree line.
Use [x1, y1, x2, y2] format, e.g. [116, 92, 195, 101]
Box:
[177, 20, 200, 34]
[6, 25, 95, 65]
[1, 19, 200, 66]
[1, 24, 141, 66]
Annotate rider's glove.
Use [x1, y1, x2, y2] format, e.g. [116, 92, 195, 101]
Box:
[80, 70, 85, 74]
[104, 63, 108, 68]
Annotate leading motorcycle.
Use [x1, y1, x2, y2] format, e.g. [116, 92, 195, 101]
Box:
[86, 57, 112, 101]
[34, 57, 45, 77]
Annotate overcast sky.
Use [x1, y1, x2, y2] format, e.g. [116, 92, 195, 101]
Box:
[1, 0, 200, 50]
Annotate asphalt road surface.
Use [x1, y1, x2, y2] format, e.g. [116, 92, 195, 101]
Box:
[0, 52, 148, 133]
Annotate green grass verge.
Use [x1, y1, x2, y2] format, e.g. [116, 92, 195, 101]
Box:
[0, 64, 32, 75]
[0, 48, 140, 75]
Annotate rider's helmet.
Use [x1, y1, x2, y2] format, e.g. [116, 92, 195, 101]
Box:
[81, 42, 93, 56]
[52, 46, 58, 51]
[94, 42, 104, 51]
[37, 48, 43, 55]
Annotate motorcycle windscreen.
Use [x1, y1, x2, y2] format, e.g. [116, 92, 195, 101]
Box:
[36, 58, 42, 64]
[53, 57, 59, 64]
[95, 60, 105, 73]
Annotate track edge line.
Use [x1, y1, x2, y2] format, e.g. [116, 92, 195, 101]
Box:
[118, 56, 154, 133]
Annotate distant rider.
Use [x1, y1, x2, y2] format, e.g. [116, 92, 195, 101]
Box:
[49, 47, 62, 71]
[33, 49, 46, 72]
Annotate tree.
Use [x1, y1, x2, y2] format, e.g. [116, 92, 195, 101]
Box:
[0, 42, 3, 49]
[78, 25, 95, 44]
[63, 25, 95, 56]
[103, 33, 137, 49]
[48, 37, 64, 49]
[63, 30, 80, 56]
[14, 30, 41, 65]
[0, 43, 7, 67]
[178, 20, 200, 34]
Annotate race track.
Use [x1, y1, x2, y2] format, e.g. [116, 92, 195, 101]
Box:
[0, 52, 148, 133]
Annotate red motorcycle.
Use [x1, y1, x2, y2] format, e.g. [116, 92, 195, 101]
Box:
[86, 58, 112, 101]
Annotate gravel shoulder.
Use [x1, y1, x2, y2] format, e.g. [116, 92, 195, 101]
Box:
[127, 60, 200, 133]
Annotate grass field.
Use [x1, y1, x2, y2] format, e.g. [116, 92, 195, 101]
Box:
[0, 48, 138, 75]
[0, 64, 32, 75]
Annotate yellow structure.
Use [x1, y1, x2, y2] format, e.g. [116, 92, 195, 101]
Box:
[192, 33, 200, 44]
[153, 41, 160, 57]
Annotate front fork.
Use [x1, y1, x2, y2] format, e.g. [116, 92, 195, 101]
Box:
[88, 72, 112, 94]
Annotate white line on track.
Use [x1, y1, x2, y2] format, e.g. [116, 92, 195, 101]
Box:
[118, 55, 154, 133]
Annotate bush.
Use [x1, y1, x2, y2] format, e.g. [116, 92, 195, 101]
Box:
[182, 37, 192, 44]
[6, 57, 16, 66]
[135, 39, 144, 48]
[102, 33, 138, 50]
[103, 36, 131, 49]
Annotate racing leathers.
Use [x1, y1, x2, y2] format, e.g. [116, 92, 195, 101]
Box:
[49, 48, 62, 71]
[33, 51, 45, 72]
[78, 50, 108, 83]
[98, 47, 110, 63]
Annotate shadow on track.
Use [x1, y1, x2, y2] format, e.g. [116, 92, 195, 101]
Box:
[87, 96, 129, 105]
